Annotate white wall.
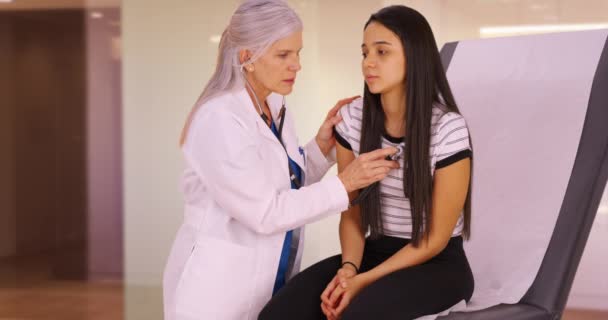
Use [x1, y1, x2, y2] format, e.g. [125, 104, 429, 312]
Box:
[123, 0, 608, 316]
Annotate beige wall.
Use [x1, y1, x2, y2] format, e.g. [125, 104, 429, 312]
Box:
[123, 2, 243, 317]
[123, 0, 241, 287]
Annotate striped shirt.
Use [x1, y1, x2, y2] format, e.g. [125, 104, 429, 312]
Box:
[334, 98, 471, 238]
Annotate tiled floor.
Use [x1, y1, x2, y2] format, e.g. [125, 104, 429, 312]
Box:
[1, 256, 606, 319]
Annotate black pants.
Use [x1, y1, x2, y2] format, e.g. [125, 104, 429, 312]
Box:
[259, 236, 474, 320]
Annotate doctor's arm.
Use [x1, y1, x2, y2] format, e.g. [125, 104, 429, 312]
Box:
[303, 96, 359, 185]
[186, 110, 397, 236]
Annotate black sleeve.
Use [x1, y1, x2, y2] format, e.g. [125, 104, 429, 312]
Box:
[333, 127, 352, 151]
[435, 149, 472, 169]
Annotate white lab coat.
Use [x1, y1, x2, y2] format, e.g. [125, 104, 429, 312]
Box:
[163, 88, 349, 320]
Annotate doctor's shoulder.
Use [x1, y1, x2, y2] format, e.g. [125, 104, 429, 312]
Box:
[189, 92, 250, 135]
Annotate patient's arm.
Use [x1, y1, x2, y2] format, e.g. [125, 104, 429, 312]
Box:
[336, 143, 366, 271]
[320, 144, 367, 319]
[359, 157, 471, 285]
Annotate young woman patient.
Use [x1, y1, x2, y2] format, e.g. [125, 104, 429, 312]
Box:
[259, 5, 474, 320]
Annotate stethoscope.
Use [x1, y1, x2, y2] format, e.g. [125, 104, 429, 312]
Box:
[350, 142, 405, 207]
[242, 67, 301, 188]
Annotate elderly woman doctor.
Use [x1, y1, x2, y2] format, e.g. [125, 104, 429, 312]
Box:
[162, 1, 399, 319]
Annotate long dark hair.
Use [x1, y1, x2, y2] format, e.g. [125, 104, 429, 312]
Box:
[359, 5, 472, 246]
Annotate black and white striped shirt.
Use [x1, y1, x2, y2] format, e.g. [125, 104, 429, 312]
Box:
[334, 98, 471, 238]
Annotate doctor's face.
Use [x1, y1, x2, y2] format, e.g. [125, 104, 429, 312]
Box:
[250, 31, 303, 96]
[361, 22, 406, 95]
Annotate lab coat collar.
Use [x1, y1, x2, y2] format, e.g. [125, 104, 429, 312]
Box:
[234, 88, 286, 143]
[234, 87, 284, 124]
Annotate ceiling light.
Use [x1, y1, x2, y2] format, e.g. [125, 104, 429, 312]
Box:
[91, 12, 104, 19]
[209, 35, 221, 43]
[480, 23, 608, 38]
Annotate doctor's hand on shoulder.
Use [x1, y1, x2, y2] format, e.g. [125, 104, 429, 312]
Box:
[315, 95, 359, 156]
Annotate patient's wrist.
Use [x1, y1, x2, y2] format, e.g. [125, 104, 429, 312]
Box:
[341, 261, 359, 274]
[357, 271, 376, 286]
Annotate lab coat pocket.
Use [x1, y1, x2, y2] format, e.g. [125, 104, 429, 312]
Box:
[174, 236, 255, 319]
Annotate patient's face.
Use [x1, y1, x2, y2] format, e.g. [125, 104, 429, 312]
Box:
[361, 21, 406, 95]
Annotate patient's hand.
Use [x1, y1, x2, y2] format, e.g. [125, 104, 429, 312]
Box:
[336, 266, 357, 281]
[320, 267, 356, 319]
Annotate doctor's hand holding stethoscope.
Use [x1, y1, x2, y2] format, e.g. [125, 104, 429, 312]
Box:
[314, 96, 401, 194]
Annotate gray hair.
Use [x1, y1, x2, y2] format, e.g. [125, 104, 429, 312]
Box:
[180, 0, 303, 144]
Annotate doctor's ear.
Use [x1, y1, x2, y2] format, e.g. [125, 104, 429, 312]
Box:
[239, 50, 255, 72]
